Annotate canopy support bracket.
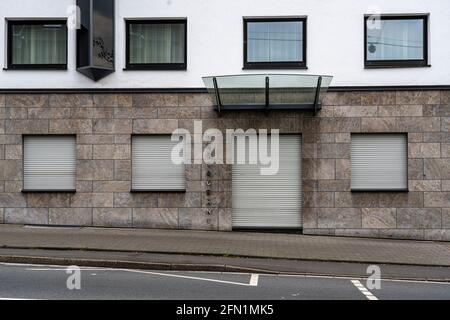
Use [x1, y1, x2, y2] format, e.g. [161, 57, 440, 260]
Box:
[213, 77, 222, 114]
[265, 76, 270, 109]
[264, 76, 270, 116]
[313, 76, 323, 116]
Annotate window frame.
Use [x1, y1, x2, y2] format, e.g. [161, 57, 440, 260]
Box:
[350, 133, 409, 193]
[7, 19, 68, 70]
[22, 134, 77, 194]
[364, 14, 429, 69]
[125, 19, 188, 71]
[243, 17, 307, 70]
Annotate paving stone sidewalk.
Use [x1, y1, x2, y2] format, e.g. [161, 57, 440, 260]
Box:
[0, 224, 449, 266]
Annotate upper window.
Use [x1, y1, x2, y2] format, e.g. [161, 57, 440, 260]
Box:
[244, 18, 307, 69]
[7, 20, 68, 70]
[126, 19, 187, 70]
[23, 136, 76, 192]
[364, 15, 428, 68]
[351, 134, 408, 192]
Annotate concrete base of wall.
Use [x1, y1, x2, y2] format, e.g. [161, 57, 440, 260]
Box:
[304, 228, 450, 241]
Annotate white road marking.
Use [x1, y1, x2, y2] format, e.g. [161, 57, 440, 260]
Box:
[249, 274, 259, 286]
[25, 265, 261, 287]
[351, 280, 379, 301]
[0, 298, 40, 300]
[126, 269, 259, 287]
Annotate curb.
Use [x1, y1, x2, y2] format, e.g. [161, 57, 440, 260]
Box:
[0, 255, 279, 275]
[1, 255, 450, 283]
[1, 244, 450, 268]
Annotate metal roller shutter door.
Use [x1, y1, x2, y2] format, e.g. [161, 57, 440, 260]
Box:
[351, 134, 408, 191]
[23, 136, 76, 191]
[132, 135, 186, 191]
[232, 135, 302, 228]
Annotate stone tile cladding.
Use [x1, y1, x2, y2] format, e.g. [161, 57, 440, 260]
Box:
[0, 90, 448, 240]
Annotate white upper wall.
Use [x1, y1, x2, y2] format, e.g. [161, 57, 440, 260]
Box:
[0, 0, 449, 89]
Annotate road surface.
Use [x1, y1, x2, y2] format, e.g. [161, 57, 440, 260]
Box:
[0, 263, 449, 300]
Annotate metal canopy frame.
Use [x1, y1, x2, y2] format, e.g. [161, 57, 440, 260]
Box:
[210, 75, 325, 115]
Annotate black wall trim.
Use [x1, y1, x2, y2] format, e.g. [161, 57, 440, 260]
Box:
[1, 85, 450, 94]
[0, 88, 209, 94]
[329, 85, 450, 92]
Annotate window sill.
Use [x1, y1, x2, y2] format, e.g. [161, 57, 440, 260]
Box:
[364, 64, 431, 69]
[4, 66, 68, 71]
[22, 189, 76, 194]
[130, 189, 187, 193]
[243, 65, 308, 70]
[351, 189, 409, 193]
[123, 66, 187, 71]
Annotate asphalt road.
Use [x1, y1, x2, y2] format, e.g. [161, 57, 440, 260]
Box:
[0, 263, 449, 300]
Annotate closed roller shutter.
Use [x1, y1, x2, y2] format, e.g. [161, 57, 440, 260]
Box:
[132, 135, 186, 191]
[24, 136, 76, 191]
[351, 134, 408, 191]
[232, 135, 302, 228]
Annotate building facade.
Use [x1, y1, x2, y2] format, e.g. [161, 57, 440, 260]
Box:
[0, 0, 449, 241]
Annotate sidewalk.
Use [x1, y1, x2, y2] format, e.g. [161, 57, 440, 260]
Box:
[0, 224, 449, 267]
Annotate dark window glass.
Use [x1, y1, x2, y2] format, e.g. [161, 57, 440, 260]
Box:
[244, 18, 306, 69]
[365, 16, 428, 67]
[92, 0, 114, 68]
[126, 20, 187, 70]
[248, 21, 303, 62]
[9, 21, 67, 68]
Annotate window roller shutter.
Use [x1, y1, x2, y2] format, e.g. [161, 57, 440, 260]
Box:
[351, 134, 408, 190]
[24, 136, 76, 191]
[232, 135, 302, 228]
[132, 136, 186, 191]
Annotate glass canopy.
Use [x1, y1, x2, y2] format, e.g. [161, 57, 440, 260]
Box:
[202, 74, 333, 114]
